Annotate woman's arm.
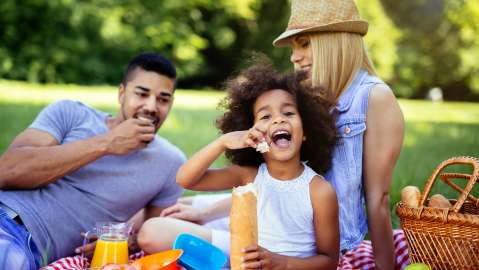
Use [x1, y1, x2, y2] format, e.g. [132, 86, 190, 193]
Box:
[176, 125, 265, 191]
[160, 196, 232, 224]
[241, 176, 339, 270]
[363, 84, 405, 270]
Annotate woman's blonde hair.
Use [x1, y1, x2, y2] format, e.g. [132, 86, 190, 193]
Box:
[309, 32, 376, 102]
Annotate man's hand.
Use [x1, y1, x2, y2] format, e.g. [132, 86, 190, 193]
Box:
[160, 203, 206, 224]
[104, 118, 155, 155]
[241, 245, 288, 270]
[74, 232, 98, 258]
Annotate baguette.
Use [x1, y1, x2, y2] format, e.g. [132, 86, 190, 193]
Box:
[230, 183, 258, 270]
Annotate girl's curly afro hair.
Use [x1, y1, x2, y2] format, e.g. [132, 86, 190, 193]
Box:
[217, 60, 337, 175]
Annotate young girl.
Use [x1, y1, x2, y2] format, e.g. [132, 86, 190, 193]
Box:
[175, 63, 339, 269]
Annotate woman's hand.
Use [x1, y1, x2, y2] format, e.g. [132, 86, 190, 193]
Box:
[241, 245, 288, 270]
[159, 203, 206, 224]
[221, 123, 268, 150]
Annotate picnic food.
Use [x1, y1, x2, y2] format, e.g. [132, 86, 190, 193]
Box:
[256, 140, 270, 153]
[230, 183, 258, 270]
[428, 193, 452, 208]
[401, 186, 421, 208]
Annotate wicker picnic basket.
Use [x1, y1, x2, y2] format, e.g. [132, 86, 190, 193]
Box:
[396, 156, 479, 270]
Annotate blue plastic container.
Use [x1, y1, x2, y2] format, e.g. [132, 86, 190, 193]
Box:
[173, 233, 227, 270]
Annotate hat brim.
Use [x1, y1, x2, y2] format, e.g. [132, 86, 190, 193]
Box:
[273, 20, 368, 47]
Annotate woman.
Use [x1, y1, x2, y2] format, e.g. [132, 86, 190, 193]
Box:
[271, 0, 405, 269]
[140, 0, 408, 269]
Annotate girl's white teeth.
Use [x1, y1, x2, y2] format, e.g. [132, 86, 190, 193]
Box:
[273, 130, 289, 136]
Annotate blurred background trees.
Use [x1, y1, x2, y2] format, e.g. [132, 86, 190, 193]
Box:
[1, 0, 478, 100]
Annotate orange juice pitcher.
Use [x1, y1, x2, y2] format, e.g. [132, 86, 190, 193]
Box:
[89, 222, 131, 268]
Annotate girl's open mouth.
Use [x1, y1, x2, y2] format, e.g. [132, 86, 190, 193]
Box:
[272, 130, 292, 148]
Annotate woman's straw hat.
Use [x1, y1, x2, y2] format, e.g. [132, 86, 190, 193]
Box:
[273, 0, 368, 47]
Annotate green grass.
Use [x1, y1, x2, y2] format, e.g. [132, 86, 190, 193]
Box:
[1, 79, 479, 228]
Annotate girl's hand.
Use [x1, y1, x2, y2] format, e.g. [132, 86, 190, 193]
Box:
[221, 123, 267, 150]
[241, 245, 288, 270]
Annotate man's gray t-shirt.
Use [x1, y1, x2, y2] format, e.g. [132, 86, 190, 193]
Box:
[0, 100, 185, 262]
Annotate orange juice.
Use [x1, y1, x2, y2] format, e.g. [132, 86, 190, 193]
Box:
[90, 235, 129, 268]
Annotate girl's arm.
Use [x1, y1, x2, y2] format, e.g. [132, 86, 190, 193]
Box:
[176, 125, 266, 191]
[241, 176, 339, 270]
[363, 84, 404, 270]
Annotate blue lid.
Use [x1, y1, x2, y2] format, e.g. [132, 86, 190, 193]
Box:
[173, 233, 227, 270]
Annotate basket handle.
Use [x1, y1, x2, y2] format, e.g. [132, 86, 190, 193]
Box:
[440, 173, 479, 208]
[419, 156, 479, 213]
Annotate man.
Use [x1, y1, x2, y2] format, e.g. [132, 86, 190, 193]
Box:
[0, 52, 185, 269]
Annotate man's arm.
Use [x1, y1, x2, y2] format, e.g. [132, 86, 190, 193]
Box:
[0, 128, 109, 189]
[0, 118, 155, 190]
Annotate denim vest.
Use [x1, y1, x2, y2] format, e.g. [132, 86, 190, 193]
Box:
[325, 69, 384, 251]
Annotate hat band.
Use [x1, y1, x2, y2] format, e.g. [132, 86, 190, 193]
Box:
[287, 23, 327, 30]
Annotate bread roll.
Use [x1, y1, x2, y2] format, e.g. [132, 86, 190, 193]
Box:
[401, 186, 421, 208]
[428, 194, 452, 208]
[230, 183, 258, 270]
[256, 141, 269, 153]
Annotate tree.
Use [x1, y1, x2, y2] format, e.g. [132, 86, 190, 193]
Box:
[380, 0, 479, 100]
[1, 0, 478, 100]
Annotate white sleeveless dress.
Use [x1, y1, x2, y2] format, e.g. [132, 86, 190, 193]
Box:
[255, 163, 319, 258]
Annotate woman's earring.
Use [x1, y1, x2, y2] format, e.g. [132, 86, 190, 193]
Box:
[303, 136, 306, 141]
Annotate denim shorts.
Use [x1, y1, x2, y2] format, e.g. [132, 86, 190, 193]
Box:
[0, 207, 41, 270]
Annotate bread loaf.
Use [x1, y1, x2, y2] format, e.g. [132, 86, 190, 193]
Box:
[230, 183, 258, 270]
[401, 186, 421, 208]
[428, 194, 452, 208]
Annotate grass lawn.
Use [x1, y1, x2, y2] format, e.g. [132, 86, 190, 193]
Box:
[1, 80, 479, 228]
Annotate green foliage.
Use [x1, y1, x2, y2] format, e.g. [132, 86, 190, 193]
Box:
[380, 0, 479, 99]
[1, 0, 479, 100]
[446, 0, 479, 94]
[357, 0, 401, 82]
[0, 0, 254, 86]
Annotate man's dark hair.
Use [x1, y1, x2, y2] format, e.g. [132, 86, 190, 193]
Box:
[217, 60, 337, 174]
[122, 52, 176, 85]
